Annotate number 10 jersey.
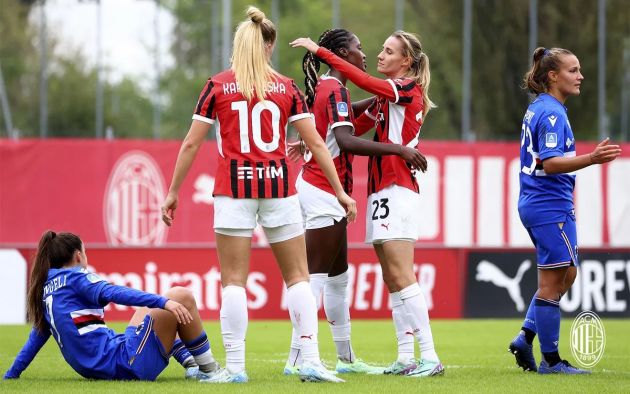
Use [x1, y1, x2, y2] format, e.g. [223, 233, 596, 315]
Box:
[193, 70, 312, 199]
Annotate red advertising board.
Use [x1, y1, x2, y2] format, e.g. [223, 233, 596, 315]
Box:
[13, 247, 464, 320]
[2, 139, 629, 248]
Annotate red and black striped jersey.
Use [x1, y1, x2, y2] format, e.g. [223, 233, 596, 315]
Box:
[315, 48, 425, 195]
[302, 75, 355, 196]
[193, 69, 311, 198]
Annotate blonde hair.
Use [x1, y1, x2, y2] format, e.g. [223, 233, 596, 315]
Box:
[523, 47, 574, 94]
[391, 30, 436, 117]
[231, 6, 277, 102]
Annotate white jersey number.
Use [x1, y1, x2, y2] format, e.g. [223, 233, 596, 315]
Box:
[231, 100, 281, 153]
[520, 122, 537, 175]
[45, 295, 63, 348]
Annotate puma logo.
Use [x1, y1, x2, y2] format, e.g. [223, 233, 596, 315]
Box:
[327, 320, 336, 325]
[475, 260, 532, 311]
[300, 334, 314, 340]
[381, 223, 390, 230]
[405, 331, 414, 336]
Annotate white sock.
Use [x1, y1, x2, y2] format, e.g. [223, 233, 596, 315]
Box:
[286, 273, 326, 366]
[324, 272, 355, 362]
[390, 292, 415, 364]
[286, 329, 302, 367]
[399, 283, 439, 362]
[287, 281, 320, 364]
[310, 273, 327, 310]
[220, 285, 248, 373]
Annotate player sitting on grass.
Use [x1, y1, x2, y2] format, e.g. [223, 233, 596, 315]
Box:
[4, 230, 219, 381]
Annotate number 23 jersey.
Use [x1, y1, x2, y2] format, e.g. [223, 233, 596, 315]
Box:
[518, 93, 576, 228]
[193, 70, 311, 199]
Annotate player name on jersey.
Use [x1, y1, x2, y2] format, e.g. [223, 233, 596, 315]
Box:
[222, 81, 287, 96]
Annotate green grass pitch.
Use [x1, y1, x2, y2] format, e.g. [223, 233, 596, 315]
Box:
[1, 319, 629, 393]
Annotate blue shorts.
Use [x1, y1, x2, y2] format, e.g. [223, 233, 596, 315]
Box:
[123, 315, 169, 381]
[526, 213, 579, 269]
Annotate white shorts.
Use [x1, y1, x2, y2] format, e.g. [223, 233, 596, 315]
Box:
[296, 173, 346, 230]
[214, 195, 304, 242]
[365, 184, 420, 244]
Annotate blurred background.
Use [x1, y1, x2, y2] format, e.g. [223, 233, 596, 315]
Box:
[1, 1, 629, 323]
[1, 0, 629, 141]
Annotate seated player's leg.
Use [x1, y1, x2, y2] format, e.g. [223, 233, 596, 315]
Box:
[153, 287, 219, 380]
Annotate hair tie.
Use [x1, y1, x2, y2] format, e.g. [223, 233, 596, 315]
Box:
[51, 231, 56, 239]
[543, 48, 550, 57]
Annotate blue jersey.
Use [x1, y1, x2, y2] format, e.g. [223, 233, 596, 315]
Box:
[518, 93, 576, 228]
[5, 266, 167, 380]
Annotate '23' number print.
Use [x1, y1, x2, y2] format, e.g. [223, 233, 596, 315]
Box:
[371, 198, 390, 220]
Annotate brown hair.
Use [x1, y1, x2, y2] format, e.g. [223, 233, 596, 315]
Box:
[523, 47, 574, 94]
[391, 30, 436, 117]
[27, 230, 82, 332]
[231, 6, 277, 102]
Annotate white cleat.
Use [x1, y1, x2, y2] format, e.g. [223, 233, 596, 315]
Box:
[199, 367, 249, 383]
[299, 362, 345, 383]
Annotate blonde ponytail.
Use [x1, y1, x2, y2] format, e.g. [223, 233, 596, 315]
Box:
[231, 6, 277, 102]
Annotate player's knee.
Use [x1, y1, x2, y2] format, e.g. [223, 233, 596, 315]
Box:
[166, 286, 196, 310]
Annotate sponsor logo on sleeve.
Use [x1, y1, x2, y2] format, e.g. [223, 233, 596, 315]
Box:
[545, 132, 558, 148]
[337, 102, 349, 117]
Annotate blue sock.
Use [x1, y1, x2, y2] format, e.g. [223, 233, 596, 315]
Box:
[520, 293, 537, 344]
[183, 332, 211, 357]
[534, 297, 560, 355]
[171, 339, 196, 367]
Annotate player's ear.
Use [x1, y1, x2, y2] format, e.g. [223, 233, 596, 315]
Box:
[337, 47, 349, 58]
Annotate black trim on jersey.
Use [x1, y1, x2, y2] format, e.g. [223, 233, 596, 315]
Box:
[257, 162, 266, 198]
[203, 94, 216, 119]
[398, 96, 413, 104]
[195, 80, 214, 115]
[397, 80, 416, 92]
[339, 88, 350, 118]
[230, 159, 238, 198]
[74, 318, 105, 329]
[291, 82, 308, 115]
[281, 159, 289, 197]
[243, 160, 252, 198]
[329, 92, 339, 122]
[368, 157, 376, 194]
[344, 152, 353, 194]
[269, 160, 279, 198]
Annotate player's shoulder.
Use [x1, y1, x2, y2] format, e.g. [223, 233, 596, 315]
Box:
[391, 77, 418, 91]
[211, 69, 235, 83]
[67, 267, 106, 285]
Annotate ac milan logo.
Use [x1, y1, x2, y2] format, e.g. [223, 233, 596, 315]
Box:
[104, 151, 167, 246]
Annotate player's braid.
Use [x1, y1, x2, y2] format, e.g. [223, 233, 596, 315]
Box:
[302, 28, 354, 107]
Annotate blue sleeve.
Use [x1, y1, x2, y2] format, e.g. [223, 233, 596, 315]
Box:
[536, 110, 566, 161]
[72, 270, 168, 309]
[4, 327, 50, 379]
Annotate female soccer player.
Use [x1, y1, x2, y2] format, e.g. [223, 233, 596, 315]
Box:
[161, 7, 355, 383]
[508, 47, 620, 374]
[4, 231, 218, 381]
[284, 28, 426, 376]
[291, 31, 443, 378]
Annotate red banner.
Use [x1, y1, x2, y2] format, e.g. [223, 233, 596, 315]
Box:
[13, 247, 464, 320]
[1, 139, 629, 247]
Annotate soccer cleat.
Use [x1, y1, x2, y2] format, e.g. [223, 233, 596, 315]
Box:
[199, 368, 249, 383]
[185, 366, 200, 379]
[538, 360, 591, 375]
[185, 362, 221, 380]
[508, 334, 538, 372]
[283, 363, 300, 375]
[299, 362, 345, 383]
[335, 358, 385, 374]
[383, 359, 418, 375]
[406, 359, 444, 378]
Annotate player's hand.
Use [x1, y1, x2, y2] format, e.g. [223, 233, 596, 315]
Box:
[336, 192, 357, 223]
[161, 193, 178, 226]
[286, 141, 305, 162]
[400, 146, 428, 172]
[590, 138, 621, 164]
[290, 37, 320, 54]
[164, 300, 193, 325]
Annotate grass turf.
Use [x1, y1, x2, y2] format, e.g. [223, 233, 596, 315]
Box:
[1, 319, 629, 393]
